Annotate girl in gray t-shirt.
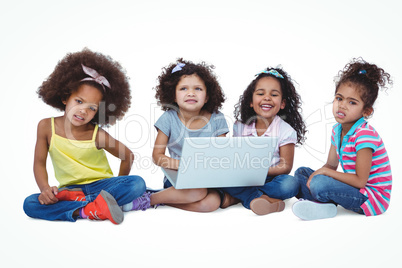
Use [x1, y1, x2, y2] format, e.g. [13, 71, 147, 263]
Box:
[123, 58, 228, 212]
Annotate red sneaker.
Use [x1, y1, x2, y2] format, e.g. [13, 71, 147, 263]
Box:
[56, 188, 86, 201]
[83, 190, 123, 224]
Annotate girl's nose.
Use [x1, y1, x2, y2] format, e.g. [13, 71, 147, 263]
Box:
[79, 106, 88, 114]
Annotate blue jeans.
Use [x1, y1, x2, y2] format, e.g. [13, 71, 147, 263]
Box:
[163, 177, 173, 189]
[23, 175, 146, 222]
[295, 167, 368, 214]
[222, 174, 299, 209]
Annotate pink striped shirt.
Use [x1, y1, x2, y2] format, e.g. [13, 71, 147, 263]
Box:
[331, 117, 392, 216]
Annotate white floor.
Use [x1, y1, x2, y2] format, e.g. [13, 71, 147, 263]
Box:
[6, 193, 401, 267]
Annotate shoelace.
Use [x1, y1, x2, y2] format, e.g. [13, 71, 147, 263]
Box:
[89, 210, 100, 220]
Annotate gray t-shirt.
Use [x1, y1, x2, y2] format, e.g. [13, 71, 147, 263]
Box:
[154, 109, 229, 160]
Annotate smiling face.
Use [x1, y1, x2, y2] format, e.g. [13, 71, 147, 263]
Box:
[251, 76, 285, 124]
[62, 84, 103, 127]
[333, 83, 372, 132]
[175, 74, 208, 114]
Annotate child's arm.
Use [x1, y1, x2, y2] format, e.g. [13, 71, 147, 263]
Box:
[97, 129, 134, 176]
[267, 143, 294, 176]
[307, 144, 372, 189]
[152, 130, 180, 170]
[34, 119, 59, 205]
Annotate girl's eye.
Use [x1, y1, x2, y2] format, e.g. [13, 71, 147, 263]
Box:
[180, 87, 187, 91]
[195, 87, 202, 91]
[335, 97, 342, 101]
[90, 107, 97, 112]
[76, 99, 83, 104]
[349, 101, 356, 105]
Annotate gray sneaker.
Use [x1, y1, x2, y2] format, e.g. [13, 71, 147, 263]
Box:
[292, 199, 337, 220]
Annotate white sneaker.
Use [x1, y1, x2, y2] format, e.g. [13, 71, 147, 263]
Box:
[292, 199, 337, 220]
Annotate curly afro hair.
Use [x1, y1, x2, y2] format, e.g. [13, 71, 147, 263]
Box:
[335, 57, 392, 111]
[38, 48, 131, 126]
[234, 67, 306, 145]
[155, 58, 225, 113]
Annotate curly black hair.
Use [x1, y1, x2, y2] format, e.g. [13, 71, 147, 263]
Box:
[155, 58, 225, 113]
[234, 67, 306, 145]
[37, 48, 131, 126]
[335, 57, 392, 111]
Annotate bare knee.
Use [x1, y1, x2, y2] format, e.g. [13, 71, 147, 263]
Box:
[185, 188, 208, 203]
[196, 190, 221, 212]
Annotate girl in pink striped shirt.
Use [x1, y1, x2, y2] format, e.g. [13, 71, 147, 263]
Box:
[293, 58, 393, 220]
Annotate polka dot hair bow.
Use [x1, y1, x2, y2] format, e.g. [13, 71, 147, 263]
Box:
[256, 69, 284, 79]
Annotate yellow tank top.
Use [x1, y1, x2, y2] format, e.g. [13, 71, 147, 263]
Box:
[49, 117, 114, 187]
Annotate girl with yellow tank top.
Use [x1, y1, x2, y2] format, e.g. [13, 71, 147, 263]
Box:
[23, 49, 148, 224]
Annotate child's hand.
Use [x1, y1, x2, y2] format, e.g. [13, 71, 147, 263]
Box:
[38, 186, 59, 205]
[307, 168, 329, 189]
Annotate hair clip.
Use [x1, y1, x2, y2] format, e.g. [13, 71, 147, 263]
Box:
[359, 70, 367, 74]
[80, 64, 111, 91]
[172, 63, 186, 74]
[256, 69, 284, 79]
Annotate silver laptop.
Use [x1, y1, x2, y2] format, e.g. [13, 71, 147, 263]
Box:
[161, 136, 278, 189]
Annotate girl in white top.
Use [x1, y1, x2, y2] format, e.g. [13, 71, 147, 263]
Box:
[221, 67, 306, 215]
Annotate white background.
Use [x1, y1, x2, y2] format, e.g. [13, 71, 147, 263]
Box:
[1, 0, 401, 267]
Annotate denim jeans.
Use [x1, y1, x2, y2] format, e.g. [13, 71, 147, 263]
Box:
[23, 175, 146, 222]
[222, 174, 299, 209]
[295, 167, 368, 214]
[163, 177, 173, 189]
